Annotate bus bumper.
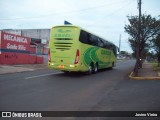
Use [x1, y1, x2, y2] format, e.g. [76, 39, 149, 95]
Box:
[48, 62, 87, 72]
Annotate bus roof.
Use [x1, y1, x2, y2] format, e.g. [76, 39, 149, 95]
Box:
[52, 25, 116, 47]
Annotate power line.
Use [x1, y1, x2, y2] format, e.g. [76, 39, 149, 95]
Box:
[0, 0, 129, 21]
[86, 0, 136, 27]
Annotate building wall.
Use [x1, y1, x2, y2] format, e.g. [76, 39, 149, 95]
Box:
[21, 29, 50, 41]
[21, 29, 50, 55]
[2, 29, 50, 41]
[2, 30, 21, 36]
[0, 31, 43, 64]
[2, 29, 50, 55]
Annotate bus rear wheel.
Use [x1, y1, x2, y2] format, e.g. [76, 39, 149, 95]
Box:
[62, 71, 70, 74]
[87, 63, 94, 74]
[111, 62, 114, 69]
[93, 63, 98, 73]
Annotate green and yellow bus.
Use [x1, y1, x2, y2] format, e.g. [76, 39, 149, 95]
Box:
[48, 25, 118, 74]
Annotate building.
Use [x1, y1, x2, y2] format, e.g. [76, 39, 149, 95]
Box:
[0, 31, 43, 64]
[2, 29, 50, 55]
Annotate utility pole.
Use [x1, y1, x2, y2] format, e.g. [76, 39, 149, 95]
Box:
[135, 0, 142, 75]
[119, 34, 121, 54]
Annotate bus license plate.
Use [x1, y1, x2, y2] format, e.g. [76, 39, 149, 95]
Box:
[58, 65, 65, 68]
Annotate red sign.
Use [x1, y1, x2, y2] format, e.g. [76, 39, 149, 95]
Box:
[0, 31, 30, 51]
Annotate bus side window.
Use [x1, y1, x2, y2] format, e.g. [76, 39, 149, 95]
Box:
[104, 41, 110, 49]
[113, 46, 117, 56]
[110, 45, 117, 56]
[98, 39, 104, 48]
[80, 30, 89, 44]
[89, 35, 96, 46]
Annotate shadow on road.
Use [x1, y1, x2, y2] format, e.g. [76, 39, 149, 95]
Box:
[52, 68, 114, 78]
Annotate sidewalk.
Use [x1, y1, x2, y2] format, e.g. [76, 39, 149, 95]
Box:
[129, 62, 160, 80]
[0, 64, 48, 75]
[138, 63, 159, 77]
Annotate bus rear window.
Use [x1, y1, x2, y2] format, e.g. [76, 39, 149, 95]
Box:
[53, 27, 77, 40]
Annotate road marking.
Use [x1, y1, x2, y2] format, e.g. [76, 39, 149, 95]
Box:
[25, 72, 62, 79]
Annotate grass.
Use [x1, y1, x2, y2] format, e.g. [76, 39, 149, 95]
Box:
[152, 62, 160, 72]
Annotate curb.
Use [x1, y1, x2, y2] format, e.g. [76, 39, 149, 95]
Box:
[0, 64, 48, 75]
[129, 72, 160, 80]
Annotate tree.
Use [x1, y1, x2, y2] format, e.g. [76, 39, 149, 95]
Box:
[124, 14, 160, 76]
[152, 34, 160, 67]
[120, 51, 128, 55]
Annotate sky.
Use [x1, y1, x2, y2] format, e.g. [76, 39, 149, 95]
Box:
[0, 0, 160, 53]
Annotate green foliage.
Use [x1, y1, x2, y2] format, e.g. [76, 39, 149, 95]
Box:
[120, 51, 128, 55]
[124, 14, 160, 59]
[152, 62, 160, 71]
[152, 34, 160, 66]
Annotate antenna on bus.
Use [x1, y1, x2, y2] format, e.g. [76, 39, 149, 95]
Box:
[64, 20, 72, 25]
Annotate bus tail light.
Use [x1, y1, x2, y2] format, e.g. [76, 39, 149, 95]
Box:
[74, 49, 80, 64]
[48, 48, 51, 62]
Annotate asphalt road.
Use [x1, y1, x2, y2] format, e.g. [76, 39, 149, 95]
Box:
[1, 59, 160, 119]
